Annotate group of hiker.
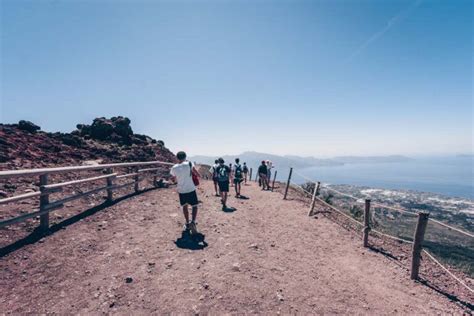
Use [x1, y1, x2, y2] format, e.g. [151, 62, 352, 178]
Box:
[169, 151, 274, 235]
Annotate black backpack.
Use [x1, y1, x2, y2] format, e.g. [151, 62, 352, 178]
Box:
[217, 165, 229, 182]
[235, 164, 242, 178]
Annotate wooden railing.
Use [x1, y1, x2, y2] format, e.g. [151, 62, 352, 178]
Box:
[0, 160, 174, 230]
[283, 167, 474, 294]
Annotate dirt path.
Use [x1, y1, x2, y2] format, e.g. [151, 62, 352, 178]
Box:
[0, 181, 468, 314]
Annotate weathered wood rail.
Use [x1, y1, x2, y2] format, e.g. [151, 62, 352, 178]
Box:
[0, 160, 174, 230]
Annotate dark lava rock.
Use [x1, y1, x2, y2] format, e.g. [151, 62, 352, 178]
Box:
[18, 120, 40, 133]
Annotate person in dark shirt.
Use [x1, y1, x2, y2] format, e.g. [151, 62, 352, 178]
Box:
[242, 162, 249, 184]
[233, 158, 244, 197]
[216, 158, 231, 210]
[258, 160, 270, 190]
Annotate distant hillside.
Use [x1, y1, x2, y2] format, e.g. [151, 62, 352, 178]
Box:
[332, 155, 414, 164]
[190, 152, 413, 172]
[191, 151, 341, 169]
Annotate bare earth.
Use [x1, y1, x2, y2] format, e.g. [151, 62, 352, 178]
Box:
[0, 180, 469, 314]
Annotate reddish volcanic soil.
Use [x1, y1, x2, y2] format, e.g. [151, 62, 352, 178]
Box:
[0, 180, 470, 314]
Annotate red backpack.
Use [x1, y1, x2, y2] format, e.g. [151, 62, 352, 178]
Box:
[189, 162, 200, 186]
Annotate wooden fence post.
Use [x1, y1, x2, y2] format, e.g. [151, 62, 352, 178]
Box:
[134, 168, 140, 192]
[106, 168, 114, 202]
[271, 170, 278, 191]
[153, 169, 159, 187]
[249, 168, 252, 182]
[39, 174, 50, 231]
[363, 199, 371, 247]
[308, 183, 318, 216]
[283, 168, 293, 200]
[410, 212, 429, 280]
[315, 181, 321, 196]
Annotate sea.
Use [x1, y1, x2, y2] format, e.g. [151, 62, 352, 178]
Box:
[291, 156, 473, 200]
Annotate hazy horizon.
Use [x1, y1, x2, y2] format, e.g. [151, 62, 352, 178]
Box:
[1, 0, 472, 157]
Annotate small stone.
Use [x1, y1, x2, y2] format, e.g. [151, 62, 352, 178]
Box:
[231, 263, 240, 272]
[276, 291, 284, 301]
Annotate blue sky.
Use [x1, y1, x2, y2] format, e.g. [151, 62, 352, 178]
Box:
[1, 0, 472, 157]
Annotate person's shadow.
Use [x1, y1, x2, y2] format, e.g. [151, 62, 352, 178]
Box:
[175, 230, 208, 250]
[222, 206, 237, 213]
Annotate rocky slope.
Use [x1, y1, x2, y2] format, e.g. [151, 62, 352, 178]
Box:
[0, 117, 176, 170]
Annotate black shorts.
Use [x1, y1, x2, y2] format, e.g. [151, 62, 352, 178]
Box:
[179, 190, 199, 207]
[233, 177, 243, 184]
[218, 181, 229, 192]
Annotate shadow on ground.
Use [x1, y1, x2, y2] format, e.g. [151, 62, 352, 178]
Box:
[368, 245, 399, 261]
[175, 231, 208, 250]
[418, 279, 474, 310]
[237, 195, 249, 200]
[0, 187, 158, 258]
[223, 206, 237, 213]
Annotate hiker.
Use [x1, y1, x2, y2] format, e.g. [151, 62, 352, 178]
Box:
[229, 163, 234, 187]
[209, 159, 220, 196]
[233, 158, 244, 197]
[267, 160, 273, 184]
[170, 151, 200, 234]
[216, 158, 231, 210]
[242, 162, 249, 184]
[258, 160, 270, 190]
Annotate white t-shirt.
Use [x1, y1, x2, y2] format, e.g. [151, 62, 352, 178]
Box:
[209, 163, 218, 175]
[170, 161, 196, 194]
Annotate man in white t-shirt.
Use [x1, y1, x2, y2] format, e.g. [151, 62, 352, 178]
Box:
[170, 151, 199, 234]
[209, 159, 220, 197]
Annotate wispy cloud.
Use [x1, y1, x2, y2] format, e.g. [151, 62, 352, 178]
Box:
[346, 0, 423, 63]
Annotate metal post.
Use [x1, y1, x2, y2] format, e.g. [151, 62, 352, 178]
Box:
[39, 174, 50, 231]
[411, 212, 429, 280]
[363, 199, 371, 247]
[283, 168, 293, 200]
[315, 181, 321, 196]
